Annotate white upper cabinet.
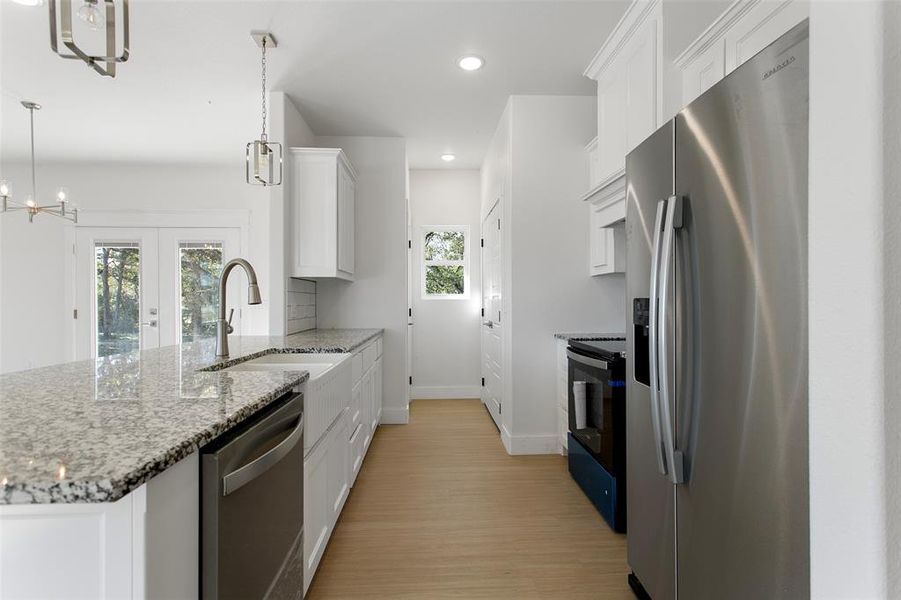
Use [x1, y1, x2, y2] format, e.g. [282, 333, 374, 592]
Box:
[676, 0, 809, 108]
[585, 0, 663, 186]
[289, 148, 357, 281]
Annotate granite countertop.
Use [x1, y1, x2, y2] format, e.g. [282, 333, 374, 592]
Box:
[0, 328, 382, 505]
[554, 332, 626, 341]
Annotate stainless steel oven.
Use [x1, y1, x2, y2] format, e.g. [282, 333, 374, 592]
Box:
[201, 392, 304, 600]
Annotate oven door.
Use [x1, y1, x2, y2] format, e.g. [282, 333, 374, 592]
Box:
[567, 347, 615, 469]
[201, 392, 305, 600]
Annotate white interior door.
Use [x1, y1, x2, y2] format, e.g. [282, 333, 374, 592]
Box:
[76, 227, 241, 359]
[481, 201, 503, 429]
[75, 228, 160, 360]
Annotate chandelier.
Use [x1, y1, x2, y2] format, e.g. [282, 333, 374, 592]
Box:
[0, 102, 76, 224]
[246, 31, 282, 187]
[50, 0, 130, 78]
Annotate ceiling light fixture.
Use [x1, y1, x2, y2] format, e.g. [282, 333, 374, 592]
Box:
[49, 0, 130, 77]
[1, 101, 76, 224]
[246, 31, 282, 187]
[457, 55, 484, 71]
[441, 153, 456, 162]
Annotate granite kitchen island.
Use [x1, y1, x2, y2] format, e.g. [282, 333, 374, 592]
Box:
[0, 328, 382, 598]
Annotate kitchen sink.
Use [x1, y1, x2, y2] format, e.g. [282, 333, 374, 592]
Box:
[224, 353, 351, 381]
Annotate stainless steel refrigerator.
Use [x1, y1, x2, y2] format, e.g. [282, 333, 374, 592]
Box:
[624, 21, 809, 600]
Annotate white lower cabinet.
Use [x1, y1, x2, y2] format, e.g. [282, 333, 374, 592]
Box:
[303, 335, 383, 596]
[303, 436, 329, 593]
[0, 453, 199, 600]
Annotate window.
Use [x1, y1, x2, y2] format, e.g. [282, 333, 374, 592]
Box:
[422, 227, 468, 298]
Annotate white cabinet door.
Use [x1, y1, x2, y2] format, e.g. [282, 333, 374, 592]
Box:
[682, 38, 726, 106]
[595, 11, 660, 183]
[725, 0, 809, 73]
[326, 415, 349, 527]
[373, 356, 383, 427]
[289, 148, 356, 281]
[596, 73, 628, 183]
[303, 440, 329, 593]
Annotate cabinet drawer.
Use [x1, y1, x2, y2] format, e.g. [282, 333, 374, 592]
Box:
[362, 343, 376, 373]
[351, 353, 363, 383]
[348, 423, 364, 486]
[348, 382, 362, 435]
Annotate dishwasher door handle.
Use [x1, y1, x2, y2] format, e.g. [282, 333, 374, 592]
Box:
[222, 414, 304, 496]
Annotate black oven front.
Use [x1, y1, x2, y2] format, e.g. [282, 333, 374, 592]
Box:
[566, 340, 626, 477]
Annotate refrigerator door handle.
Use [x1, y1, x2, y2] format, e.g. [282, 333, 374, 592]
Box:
[648, 199, 668, 476]
[659, 195, 685, 485]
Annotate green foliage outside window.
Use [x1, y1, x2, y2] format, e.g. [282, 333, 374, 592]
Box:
[424, 230, 465, 296]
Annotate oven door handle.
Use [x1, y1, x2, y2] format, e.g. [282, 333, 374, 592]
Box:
[566, 348, 608, 371]
[222, 414, 304, 496]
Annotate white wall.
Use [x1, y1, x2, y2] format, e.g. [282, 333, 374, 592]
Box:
[883, 3, 901, 594]
[509, 96, 626, 446]
[268, 92, 317, 336]
[314, 136, 409, 424]
[808, 1, 893, 596]
[479, 95, 626, 452]
[409, 169, 481, 399]
[0, 162, 269, 374]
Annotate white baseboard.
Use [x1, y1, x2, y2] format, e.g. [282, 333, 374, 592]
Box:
[501, 424, 513, 454]
[380, 405, 409, 424]
[410, 385, 480, 400]
[501, 429, 558, 455]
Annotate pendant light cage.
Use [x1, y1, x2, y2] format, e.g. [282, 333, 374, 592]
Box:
[49, 0, 130, 78]
[246, 32, 282, 187]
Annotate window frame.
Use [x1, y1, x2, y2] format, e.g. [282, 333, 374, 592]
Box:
[420, 225, 470, 300]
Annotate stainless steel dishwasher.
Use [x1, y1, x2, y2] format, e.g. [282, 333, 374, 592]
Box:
[201, 392, 304, 600]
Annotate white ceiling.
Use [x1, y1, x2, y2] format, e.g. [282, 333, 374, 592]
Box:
[0, 1, 627, 170]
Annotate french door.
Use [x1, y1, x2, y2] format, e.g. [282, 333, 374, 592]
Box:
[75, 227, 241, 360]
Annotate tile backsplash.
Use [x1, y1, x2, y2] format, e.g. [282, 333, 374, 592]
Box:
[286, 278, 317, 334]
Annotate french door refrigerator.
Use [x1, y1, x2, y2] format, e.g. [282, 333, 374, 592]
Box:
[625, 21, 809, 600]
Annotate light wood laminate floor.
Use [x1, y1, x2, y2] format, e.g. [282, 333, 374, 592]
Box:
[306, 399, 631, 599]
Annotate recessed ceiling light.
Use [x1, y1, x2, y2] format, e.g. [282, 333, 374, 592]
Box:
[457, 55, 484, 71]
[441, 154, 456, 162]
[11, 0, 43, 5]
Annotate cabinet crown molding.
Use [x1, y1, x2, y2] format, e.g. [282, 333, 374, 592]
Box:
[288, 147, 357, 179]
[673, 0, 763, 68]
[580, 168, 626, 205]
[583, 0, 662, 80]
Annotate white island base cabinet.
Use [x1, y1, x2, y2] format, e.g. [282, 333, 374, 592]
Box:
[303, 335, 383, 595]
[0, 453, 199, 600]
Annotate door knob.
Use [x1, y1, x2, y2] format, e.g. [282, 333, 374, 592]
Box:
[141, 320, 158, 328]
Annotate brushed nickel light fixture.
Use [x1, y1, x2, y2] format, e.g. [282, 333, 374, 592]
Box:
[0, 101, 77, 224]
[246, 31, 282, 187]
[49, 0, 130, 78]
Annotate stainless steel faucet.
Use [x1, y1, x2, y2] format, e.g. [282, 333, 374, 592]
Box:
[216, 258, 262, 357]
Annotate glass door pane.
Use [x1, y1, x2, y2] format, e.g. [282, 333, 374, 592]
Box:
[75, 227, 160, 360]
[179, 242, 224, 344]
[94, 242, 141, 358]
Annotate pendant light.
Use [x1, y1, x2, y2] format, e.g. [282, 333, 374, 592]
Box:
[246, 31, 282, 187]
[0, 101, 76, 224]
[49, 0, 130, 78]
